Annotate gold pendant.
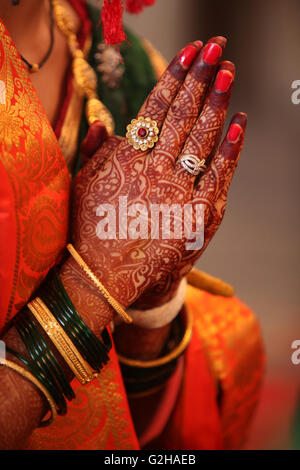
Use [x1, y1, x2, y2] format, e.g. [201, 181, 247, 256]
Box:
[73, 56, 97, 96]
[53, 0, 115, 136]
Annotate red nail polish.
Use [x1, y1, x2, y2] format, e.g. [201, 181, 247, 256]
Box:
[179, 44, 198, 67]
[202, 43, 222, 65]
[215, 69, 233, 92]
[209, 36, 227, 48]
[227, 123, 242, 143]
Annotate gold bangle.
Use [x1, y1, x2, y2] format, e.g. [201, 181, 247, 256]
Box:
[66, 244, 133, 324]
[117, 304, 193, 368]
[0, 358, 57, 426]
[28, 298, 95, 385]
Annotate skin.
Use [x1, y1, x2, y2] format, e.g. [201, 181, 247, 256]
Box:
[0, 0, 247, 449]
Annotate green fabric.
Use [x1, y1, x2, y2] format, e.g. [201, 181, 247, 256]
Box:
[73, 4, 158, 175]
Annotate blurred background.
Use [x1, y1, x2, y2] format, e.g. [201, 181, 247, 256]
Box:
[124, 0, 300, 450]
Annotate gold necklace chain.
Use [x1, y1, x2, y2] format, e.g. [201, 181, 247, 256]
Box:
[52, 0, 114, 135]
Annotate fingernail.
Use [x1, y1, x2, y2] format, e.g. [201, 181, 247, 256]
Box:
[180, 44, 198, 67]
[193, 40, 203, 49]
[215, 69, 233, 92]
[209, 36, 227, 48]
[227, 123, 242, 143]
[203, 43, 222, 65]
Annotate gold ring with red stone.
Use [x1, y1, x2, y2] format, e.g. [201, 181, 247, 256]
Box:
[126, 117, 159, 151]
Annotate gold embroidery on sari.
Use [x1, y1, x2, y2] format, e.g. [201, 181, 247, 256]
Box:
[0, 20, 70, 322]
[185, 285, 265, 448]
[27, 363, 137, 450]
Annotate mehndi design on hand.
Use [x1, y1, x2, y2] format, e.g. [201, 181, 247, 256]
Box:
[66, 37, 247, 324]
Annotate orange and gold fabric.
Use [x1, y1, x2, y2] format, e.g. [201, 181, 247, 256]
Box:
[0, 21, 70, 330]
[184, 287, 265, 449]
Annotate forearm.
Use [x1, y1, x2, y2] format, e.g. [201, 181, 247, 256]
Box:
[113, 323, 172, 361]
[0, 326, 47, 449]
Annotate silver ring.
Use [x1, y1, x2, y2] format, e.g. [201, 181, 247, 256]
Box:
[179, 154, 207, 176]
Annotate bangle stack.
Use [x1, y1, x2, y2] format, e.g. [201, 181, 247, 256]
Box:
[1, 243, 193, 424]
[8, 268, 112, 425]
[42, 272, 111, 374]
[28, 297, 97, 386]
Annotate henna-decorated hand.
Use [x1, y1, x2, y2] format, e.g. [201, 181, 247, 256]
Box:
[65, 36, 247, 327]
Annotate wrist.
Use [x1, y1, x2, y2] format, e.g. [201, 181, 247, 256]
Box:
[113, 279, 187, 360]
[113, 323, 172, 361]
[60, 257, 115, 337]
[132, 278, 182, 310]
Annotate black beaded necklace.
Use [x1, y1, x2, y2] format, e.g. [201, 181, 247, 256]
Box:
[13, 0, 55, 73]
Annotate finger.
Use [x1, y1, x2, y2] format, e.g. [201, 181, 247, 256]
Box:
[154, 36, 227, 168]
[193, 112, 247, 207]
[76, 136, 122, 183]
[138, 40, 203, 128]
[180, 61, 235, 165]
[80, 120, 109, 165]
[174, 61, 235, 189]
[117, 41, 203, 164]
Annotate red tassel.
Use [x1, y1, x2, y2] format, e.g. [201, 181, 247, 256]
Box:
[101, 0, 127, 45]
[125, 0, 144, 13]
[126, 0, 156, 14]
[100, 0, 157, 45]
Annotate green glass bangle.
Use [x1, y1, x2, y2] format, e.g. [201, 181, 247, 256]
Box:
[53, 271, 112, 355]
[29, 314, 75, 401]
[22, 309, 75, 404]
[53, 271, 112, 359]
[40, 286, 101, 370]
[38, 271, 112, 374]
[14, 311, 67, 415]
[11, 264, 112, 419]
[5, 346, 55, 427]
[41, 286, 102, 370]
[14, 310, 69, 415]
[19, 312, 69, 414]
